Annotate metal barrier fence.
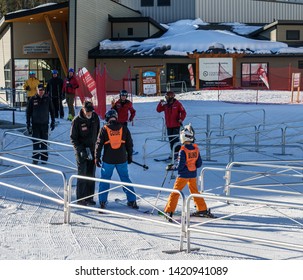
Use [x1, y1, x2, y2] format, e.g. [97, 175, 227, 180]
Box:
[185, 193, 303, 253]
[66, 175, 187, 251]
[1, 130, 76, 170]
[0, 156, 67, 217]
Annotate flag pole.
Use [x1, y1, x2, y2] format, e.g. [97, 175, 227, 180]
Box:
[217, 63, 220, 102]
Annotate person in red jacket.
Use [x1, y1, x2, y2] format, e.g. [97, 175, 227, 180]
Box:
[156, 91, 186, 158]
[62, 68, 79, 121]
[111, 89, 136, 126]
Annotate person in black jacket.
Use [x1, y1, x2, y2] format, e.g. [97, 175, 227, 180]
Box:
[26, 84, 55, 164]
[94, 109, 138, 210]
[70, 101, 100, 206]
[46, 69, 64, 119]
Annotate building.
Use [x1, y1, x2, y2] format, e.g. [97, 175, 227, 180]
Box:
[1, 0, 303, 94]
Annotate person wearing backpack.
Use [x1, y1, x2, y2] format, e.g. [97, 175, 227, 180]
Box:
[94, 109, 138, 210]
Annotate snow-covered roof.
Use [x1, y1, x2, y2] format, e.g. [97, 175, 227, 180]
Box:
[98, 18, 303, 56]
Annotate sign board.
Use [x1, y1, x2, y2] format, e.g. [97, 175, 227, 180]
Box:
[23, 40, 52, 54]
[199, 57, 233, 87]
[143, 71, 157, 95]
[291, 72, 301, 103]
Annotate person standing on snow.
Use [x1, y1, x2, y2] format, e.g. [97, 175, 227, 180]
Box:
[46, 69, 64, 119]
[23, 71, 40, 102]
[164, 124, 215, 222]
[62, 68, 79, 121]
[156, 91, 186, 158]
[26, 84, 55, 164]
[111, 89, 136, 126]
[70, 101, 100, 206]
[94, 109, 138, 211]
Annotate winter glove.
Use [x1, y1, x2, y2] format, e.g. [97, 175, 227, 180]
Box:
[27, 125, 32, 135]
[50, 121, 55, 131]
[128, 117, 133, 122]
[80, 150, 88, 160]
[66, 83, 73, 88]
[111, 99, 115, 107]
[95, 158, 102, 168]
[25, 85, 30, 91]
[127, 155, 132, 164]
[85, 147, 93, 161]
[166, 163, 175, 171]
[160, 99, 166, 106]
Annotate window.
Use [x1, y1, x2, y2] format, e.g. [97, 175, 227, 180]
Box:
[298, 61, 303, 69]
[127, 28, 133, 36]
[141, 0, 153, 6]
[286, 30, 300, 40]
[241, 63, 269, 87]
[157, 0, 171, 6]
[14, 58, 60, 89]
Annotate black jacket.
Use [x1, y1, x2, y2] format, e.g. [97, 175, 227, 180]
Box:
[26, 93, 55, 126]
[46, 77, 64, 98]
[70, 109, 100, 155]
[95, 120, 133, 164]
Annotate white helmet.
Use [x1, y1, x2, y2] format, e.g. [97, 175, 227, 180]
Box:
[180, 123, 195, 144]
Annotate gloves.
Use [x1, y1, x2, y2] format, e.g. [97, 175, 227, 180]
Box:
[95, 158, 102, 168]
[27, 125, 32, 135]
[160, 99, 166, 106]
[25, 85, 30, 91]
[85, 147, 93, 161]
[80, 150, 88, 160]
[111, 99, 115, 107]
[166, 163, 175, 171]
[127, 155, 132, 164]
[50, 121, 55, 131]
[128, 118, 133, 122]
[67, 83, 73, 88]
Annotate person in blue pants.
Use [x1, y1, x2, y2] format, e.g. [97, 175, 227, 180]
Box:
[94, 109, 138, 210]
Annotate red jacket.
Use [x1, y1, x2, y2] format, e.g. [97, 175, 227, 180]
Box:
[156, 99, 186, 128]
[112, 99, 136, 124]
[62, 75, 79, 95]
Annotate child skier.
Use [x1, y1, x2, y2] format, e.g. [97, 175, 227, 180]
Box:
[164, 123, 215, 221]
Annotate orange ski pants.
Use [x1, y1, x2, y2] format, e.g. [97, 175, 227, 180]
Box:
[164, 177, 207, 213]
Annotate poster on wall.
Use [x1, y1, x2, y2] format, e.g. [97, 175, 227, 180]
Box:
[23, 40, 52, 54]
[199, 57, 233, 88]
[143, 71, 157, 95]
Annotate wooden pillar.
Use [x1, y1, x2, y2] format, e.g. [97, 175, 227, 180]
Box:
[44, 14, 68, 76]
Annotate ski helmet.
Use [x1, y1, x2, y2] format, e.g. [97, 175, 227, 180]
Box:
[180, 123, 195, 144]
[120, 89, 128, 98]
[51, 69, 58, 75]
[105, 109, 118, 122]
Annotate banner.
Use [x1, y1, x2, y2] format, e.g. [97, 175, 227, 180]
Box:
[199, 58, 233, 88]
[257, 66, 270, 89]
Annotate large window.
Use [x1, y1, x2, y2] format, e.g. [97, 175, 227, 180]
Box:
[241, 62, 269, 87]
[286, 30, 300, 40]
[14, 59, 60, 89]
[141, 0, 154, 6]
[157, 0, 171, 6]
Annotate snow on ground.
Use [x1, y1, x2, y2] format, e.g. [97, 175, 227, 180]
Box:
[1, 89, 303, 278]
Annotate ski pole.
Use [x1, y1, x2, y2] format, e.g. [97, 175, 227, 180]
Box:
[132, 160, 149, 170]
[151, 169, 169, 215]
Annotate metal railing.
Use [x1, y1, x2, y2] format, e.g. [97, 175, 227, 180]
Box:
[66, 175, 187, 251]
[185, 193, 303, 253]
[1, 131, 76, 170]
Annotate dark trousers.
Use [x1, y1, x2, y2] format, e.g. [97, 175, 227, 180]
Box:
[76, 153, 96, 201]
[52, 97, 64, 118]
[167, 127, 181, 155]
[32, 123, 49, 162]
